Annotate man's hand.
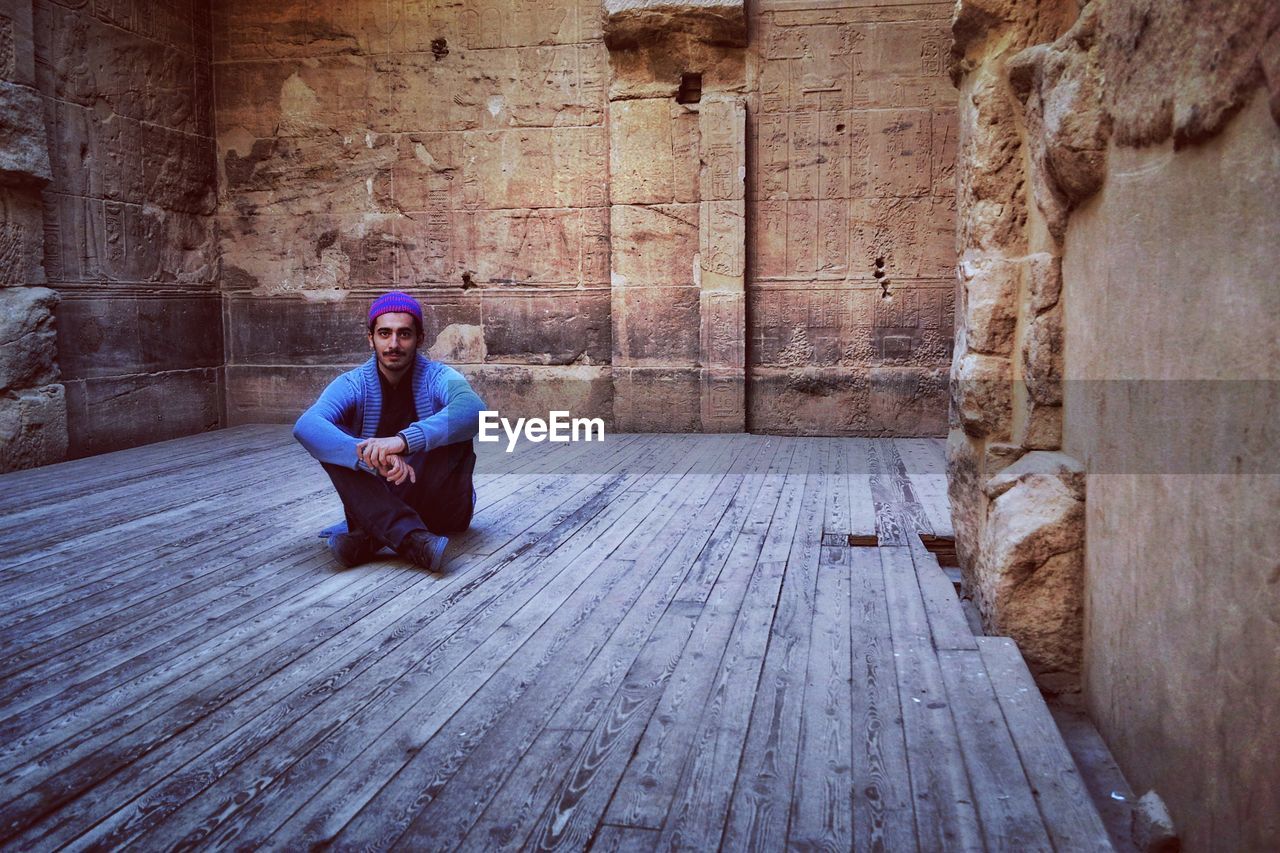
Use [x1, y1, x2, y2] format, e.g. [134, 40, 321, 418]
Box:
[379, 454, 417, 486]
[357, 435, 408, 470]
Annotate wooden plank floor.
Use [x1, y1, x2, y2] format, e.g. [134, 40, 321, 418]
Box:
[0, 426, 1111, 852]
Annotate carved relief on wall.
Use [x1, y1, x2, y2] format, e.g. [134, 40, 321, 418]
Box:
[747, 1, 956, 434]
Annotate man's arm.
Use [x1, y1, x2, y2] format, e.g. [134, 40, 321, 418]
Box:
[399, 363, 485, 453]
[292, 374, 373, 471]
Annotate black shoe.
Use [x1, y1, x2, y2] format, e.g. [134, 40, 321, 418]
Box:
[397, 530, 450, 573]
[328, 532, 378, 568]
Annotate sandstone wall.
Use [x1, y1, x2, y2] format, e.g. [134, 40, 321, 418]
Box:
[949, 0, 1280, 848]
[0, 2, 66, 472]
[747, 0, 955, 435]
[212, 0, 957, 435]
[213, 0, 615, 426]
[31, 0, 221, 460]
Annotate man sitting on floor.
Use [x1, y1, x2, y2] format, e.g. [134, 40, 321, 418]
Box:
[292, 291, 485, 573]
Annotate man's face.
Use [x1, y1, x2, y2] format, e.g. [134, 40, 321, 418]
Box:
[368, 312, 423, 370]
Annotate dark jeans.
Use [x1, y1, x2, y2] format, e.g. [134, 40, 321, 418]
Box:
[321, 440, 476, 550]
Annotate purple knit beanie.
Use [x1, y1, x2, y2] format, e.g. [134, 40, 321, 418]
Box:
[367, 291, 423, 332]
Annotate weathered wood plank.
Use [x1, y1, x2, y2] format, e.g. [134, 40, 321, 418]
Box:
[879, 547, 984, 851]
[600, 445, 779, 830]
[40, 440, 682, 850]
[905, 528, 978, 652]
[719, 438, 825, 851]
[938, 648, 1053, 851]
[586, 824, 660, 853]
[456, 728, 590, 852]
[168, 438, 711, 850]
[978, 637, 1115, 852]
[787, 541, 854, 850]
[327, 442, 749, 851]
[0, 429, 1111, 853]
[848, 546, 917, 853]
[847, 438, 879, 538]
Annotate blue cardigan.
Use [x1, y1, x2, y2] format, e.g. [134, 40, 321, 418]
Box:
[292, 354, 485, 472]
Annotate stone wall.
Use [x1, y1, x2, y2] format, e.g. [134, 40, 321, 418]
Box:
[0, 2, 66, 472]
[213, 0, 615, 427]
[948, 0, 1280, 848]
[212, 0, 957, 435]
[31, 0, 221, 461]
[747, 0, 955, 435]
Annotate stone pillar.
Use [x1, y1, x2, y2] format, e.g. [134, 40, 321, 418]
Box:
[697, 96, 745, 432]
[603, 0, 747, 432]
[0, 1, 67, 472]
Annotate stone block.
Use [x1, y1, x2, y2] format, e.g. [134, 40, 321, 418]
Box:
[1132, 790, 1180, 853]
[984, 449, 1084, 501]
[458, 209, 595, 287]
[1098, 0, 1279, 147]
[1026, 252, 1061, 313]
[1023, 302, 1064, 405]
[0, 286, 58, 393]
[65, 369, 221, 458]
[956, 64, 1028, 255]
[612, 366, 701, 432]
[45, 97, 95, 197]
[220, 212, 400, 294]
[0, 2, 36, 87]
[946, 428, 986, 574]
[0, 81, 51, 185]
[700, 367, 744, 433]
[461, 126, 609, 210]
[0, 187, 45, 286]
[610, 99, 675, 205]
[469, 365, 614, 429]
[144, 125, 216, 215]
[953, 351, 1011, 439]
[931, 107, 958, 196]
[961, 257, 1018, 355]
[0, 383, 67, 472]
[604, 0, 746, 49]
[385, 132, 461, 212]
[613, 286, 699, 366]
[977, 466, 1085, 685]
[58, 293, 223, 380]
[748, 366, 947, 436]
[1016, 398, 1062, 451]
[869, 109, 931, 198]
[849, 195, 957, 280]
[610, 204, 698, 288]
[700, 289, 744, 369]
[482, 290, 611, 365]
[225, 291, 482, 365]
[221, 134, 396, 216]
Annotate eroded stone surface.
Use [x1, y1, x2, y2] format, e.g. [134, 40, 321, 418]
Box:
[0, 80, 51, 185]
[0, 384, 68, 471]
[977, 466, 1084, 685]
[1099, 0, 1280, 146]
[0, 286, 59, 394]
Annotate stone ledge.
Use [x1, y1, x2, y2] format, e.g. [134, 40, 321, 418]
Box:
[604, 0, 746, 50]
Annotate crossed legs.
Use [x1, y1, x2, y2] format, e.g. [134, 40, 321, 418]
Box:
[321, 439, 476, 552]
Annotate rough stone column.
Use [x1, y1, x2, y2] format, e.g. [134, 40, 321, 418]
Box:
[697, 96, 745, 431]
[0, 1, 67, 472]
[947, 0, 1084, 691]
